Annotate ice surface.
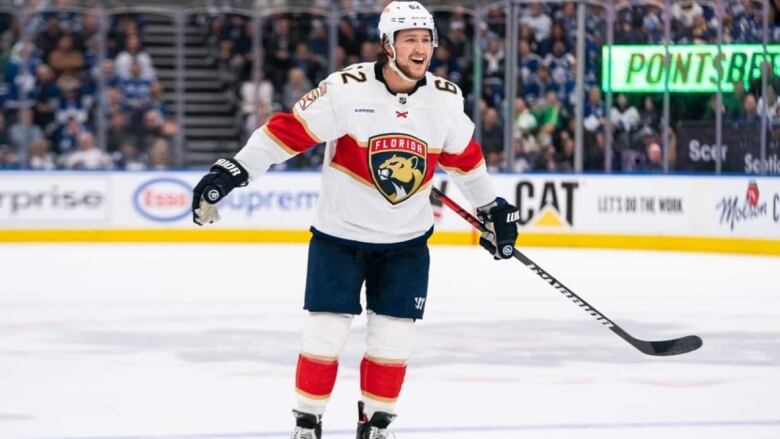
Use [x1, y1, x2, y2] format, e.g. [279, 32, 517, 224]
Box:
[1, 244, 778, 439]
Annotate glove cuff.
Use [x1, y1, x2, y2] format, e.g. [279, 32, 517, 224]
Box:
[477, 197, 508, 221]
[211, 158, 249, 188]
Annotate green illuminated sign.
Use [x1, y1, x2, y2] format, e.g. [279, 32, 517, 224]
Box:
[602, 44, 780, 93]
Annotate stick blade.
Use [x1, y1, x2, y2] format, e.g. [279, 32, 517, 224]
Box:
[633, 335, 703, 356]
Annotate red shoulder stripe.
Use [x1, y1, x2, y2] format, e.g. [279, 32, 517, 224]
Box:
[438, 138, 485, 174]
[264, 112, 320, 154]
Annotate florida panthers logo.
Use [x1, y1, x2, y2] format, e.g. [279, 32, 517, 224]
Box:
[369, 134, 428, 204]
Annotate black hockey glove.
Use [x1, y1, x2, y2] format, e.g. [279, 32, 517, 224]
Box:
[192, 158, 248, 225]
[477, 197, 520, 260]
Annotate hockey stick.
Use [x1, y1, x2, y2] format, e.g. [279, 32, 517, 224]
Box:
[430, 187, 702, 356]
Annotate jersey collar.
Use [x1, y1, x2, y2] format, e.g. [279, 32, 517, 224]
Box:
[373, 62, 427, 96]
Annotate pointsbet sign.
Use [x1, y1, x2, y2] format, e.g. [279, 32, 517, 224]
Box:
[602, 44, 780, 93]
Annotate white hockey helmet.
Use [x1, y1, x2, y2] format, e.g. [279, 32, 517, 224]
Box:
[378, 1, 439, 48]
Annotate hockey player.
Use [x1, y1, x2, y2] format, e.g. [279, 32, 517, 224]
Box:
[191, 2, 520, 438]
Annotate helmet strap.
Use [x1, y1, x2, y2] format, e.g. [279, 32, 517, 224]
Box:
[387, 43, 418, 84]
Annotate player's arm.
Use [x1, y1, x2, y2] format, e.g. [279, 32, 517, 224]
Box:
[439, 109, 520, 260]
[192, 80, 340, 225]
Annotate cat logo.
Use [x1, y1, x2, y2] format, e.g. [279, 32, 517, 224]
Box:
[515, 180, 579, 228]
[368, 133, 428, 204]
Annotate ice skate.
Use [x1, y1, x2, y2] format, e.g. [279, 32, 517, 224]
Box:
[291, 409, 322, 439]
[356, 401, 397, 439]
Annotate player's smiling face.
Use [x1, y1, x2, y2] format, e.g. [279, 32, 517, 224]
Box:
[392, 28, 433, 80]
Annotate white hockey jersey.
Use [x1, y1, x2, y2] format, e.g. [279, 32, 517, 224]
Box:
[234, 62, 496, 245]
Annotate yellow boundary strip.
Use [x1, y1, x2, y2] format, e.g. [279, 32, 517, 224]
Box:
[0, 229, 778, 256]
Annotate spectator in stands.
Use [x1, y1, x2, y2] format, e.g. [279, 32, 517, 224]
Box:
[3, 42, 42, 114]
[338, 17, 362, 63]
[480, 106, 504, 171]
[531, 90, 562, 149]
[293, 41, 325, 82]
[147, 81, 171, 116]
[538, 22, 570, 57]
[522, 64, 554, 107]
[0, 113, 14, 167]
[104, 86, 124, 119]
[759, 85, 780, 122]
[27, 138, 57, 170]
[513, 136, 535, 172]
[536, 145, 559, 171]
[730, 0, 761, 41]
[9, 108, 43, 158]
[107, 112, 129, 153]
[47, 34, 84, 77]
[583, 86, 606, 133]
[554, 3, 578, 44]
[724, 81, 747, 119]
[703, 94, 726, 121]
[32, 64, 59, 136]
[557, 133, 575, 172]
[517, 24, 538, 52]
[517, 39, 541, 85]
[307, 20, 329, 65]
[112, 142, 148, 170]
[740, 94, 761, 123]
[544, 40, 575, 85]
[485, 4, 506, 38]
[148, 137, 171, 169]
[0, 17, 20, 65]
[610, 93, 640, 150]
[521, 3, 552, 42]
[483, 34, 505, 83]
[34, 15, 63, 60]
[77, 9, 101, 53]
[643, 142, 663, 172]
[240, 73, 274, 137]
[55, 76, 89, 125]
[115, 33, 155, 80]
[54, 116, 83, 154]
[672, 1, 704, 28]
[109, 15, 141, 56]
[638, 96, 660, 134]
[266, 18, 294, 87]
[62, 131, 111, 169]
[514, 99, 538, 137]
[584, 131, 606, 171]
[118, 61, 153, 115]
[282, 67, 312, 112]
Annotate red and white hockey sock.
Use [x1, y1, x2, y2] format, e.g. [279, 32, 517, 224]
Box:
[295, 353, 339, 415]
[360, 355, 407, 419]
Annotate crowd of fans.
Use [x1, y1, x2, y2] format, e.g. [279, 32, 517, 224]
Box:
[1, 0, 779, 172]
[204, 0, 779, 173]
[0, 7, 177, 170]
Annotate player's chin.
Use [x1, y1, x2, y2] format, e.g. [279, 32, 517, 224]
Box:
[405, 61, 428, 79]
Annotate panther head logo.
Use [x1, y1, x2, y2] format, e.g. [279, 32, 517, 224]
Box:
[369, 134, 428, 204]
[378, 154, 424, 203]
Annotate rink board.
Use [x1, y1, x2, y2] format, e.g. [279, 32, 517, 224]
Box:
[0, 171, 778, 254]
